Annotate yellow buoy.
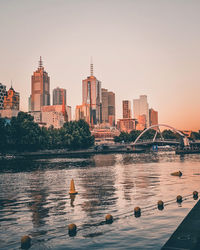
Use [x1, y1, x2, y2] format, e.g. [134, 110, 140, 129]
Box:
[69, 179, 78, 195]
[176, 195, 182, 203]
[134, 207, 141, 217]
[157, 200, 164, 210]
[21, 235, 31, 249]
[105, 214, 113, 224]
[193, 191, 198, 200]
[68, 223, 77, 236]
[171, 171, 182, 177]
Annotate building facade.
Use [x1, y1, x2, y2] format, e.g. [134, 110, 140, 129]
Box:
[53, 87, 67, 105]
[117, 118, 137, 133]
[101, 88, 115, 126]
[149, 108, 158, 127]
[133, 95, 149, 128]
[75, 104, 90, 124]
[123, 100, 131, 119]
[0, 83, 6, 109]
[82, 63, 101, 125]
[4, 86, 20, 110]
[101, 88, 109, 123]
[108, 91, 115, 126]
[30, 57, 50, 111]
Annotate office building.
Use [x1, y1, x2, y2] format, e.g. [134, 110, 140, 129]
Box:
[149, 108, 158, 127]
[117, 118, 137, 133]
[108, 91, 115, 126]
[123, 100, 131, 119]
[101, 89, 115, 126]
[133, 95, 149, 128]
[30, 57, 50, 111]
[53, 87, 66, 105]
[82, 62, 101, 125]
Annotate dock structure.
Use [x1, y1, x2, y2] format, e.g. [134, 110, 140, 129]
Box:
[162, 200, 200, 250]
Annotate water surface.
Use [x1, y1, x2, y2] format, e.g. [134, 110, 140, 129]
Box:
[0, 152, 200, 249]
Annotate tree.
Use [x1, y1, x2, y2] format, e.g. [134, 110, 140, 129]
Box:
[7, 112, 42, 151]
[0, 118, 8, 152]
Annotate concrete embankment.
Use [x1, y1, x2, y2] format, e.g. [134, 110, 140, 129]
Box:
[2, 147, 146, 160]
[162, 200, 200, 250]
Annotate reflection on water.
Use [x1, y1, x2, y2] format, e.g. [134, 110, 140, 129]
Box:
[0, 152, 200, 249]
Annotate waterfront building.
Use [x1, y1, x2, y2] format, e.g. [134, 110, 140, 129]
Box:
[123, 100, 131, 119]
[82, 62, 101, 125]
[53, 87, 66, 105]
[91, 127, 120, 144]
[30, 57, 50, 111]
[149, 108, 158, 127]
[0, 83, 6, 109]
[117, 118, 137, 133]
[133, 95, 149, 128]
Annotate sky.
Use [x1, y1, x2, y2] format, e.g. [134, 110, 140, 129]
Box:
[0, 0, 200, 131]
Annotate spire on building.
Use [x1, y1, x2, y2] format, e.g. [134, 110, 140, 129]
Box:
[10, 80, 13, 90]
[90, 57, 93, 76]
[39, 56, 43, 68]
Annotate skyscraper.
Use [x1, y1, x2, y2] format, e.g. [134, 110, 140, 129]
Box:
[108, 91, 115, 126]
[82, 61, 101, 125]
[123, 100, 131, 119]
[53, 87, 67, 105]
[0, 83, 6, 109]
[149, 108, 158, 127]
[133, 95, 149, 128]
[30, 57, 50, 111]
[101, 88, 109, 123]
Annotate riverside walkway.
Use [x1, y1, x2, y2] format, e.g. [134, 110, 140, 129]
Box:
[162, 200, 200, 250]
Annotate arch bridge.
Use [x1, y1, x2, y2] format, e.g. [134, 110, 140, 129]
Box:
[132, 124, 189, 147]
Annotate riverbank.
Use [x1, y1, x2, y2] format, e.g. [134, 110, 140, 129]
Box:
[0, 146, 146, 160]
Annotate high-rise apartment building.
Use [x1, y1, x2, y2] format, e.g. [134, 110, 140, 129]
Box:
[30, 57, 50, 111]
[82, 62, 101, 125]
[133, 95, 149, 128]
[53, 87, 67, 105]
[149, 108, 158, 127]
[123, 100, 131, 119]
[0, 83, 6, 109]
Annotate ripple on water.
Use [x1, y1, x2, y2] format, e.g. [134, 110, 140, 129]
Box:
[0, 153, 200, 249]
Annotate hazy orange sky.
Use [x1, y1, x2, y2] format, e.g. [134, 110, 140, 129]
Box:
[0, 0, 200, 131]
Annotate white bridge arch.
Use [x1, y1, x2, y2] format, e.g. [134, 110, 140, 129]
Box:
[133, 124, 187, 145]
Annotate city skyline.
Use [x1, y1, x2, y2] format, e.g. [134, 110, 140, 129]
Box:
[0, 0, 200, 130]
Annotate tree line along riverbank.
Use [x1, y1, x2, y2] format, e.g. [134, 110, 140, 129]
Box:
[0, 112, 200, 153]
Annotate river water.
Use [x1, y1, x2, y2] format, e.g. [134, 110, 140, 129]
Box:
[0, 152, 200, 249]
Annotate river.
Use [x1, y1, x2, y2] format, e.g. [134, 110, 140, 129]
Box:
[0, 152, 200, 249]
